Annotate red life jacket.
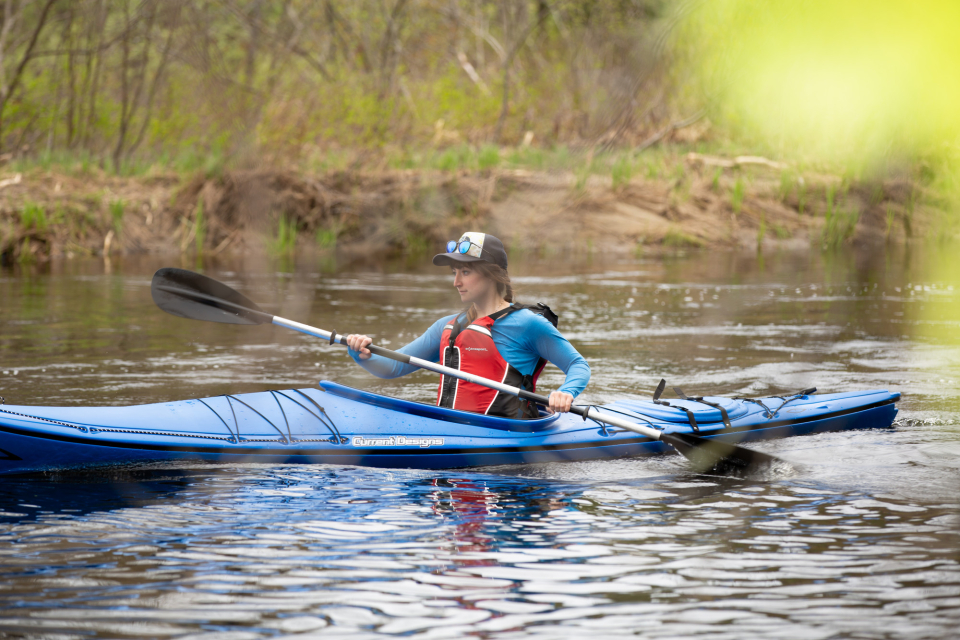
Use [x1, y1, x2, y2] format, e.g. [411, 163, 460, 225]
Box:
[436, 304, 558, 419]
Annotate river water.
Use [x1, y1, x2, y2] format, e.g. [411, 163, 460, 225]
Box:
[0, 249, 958, 639]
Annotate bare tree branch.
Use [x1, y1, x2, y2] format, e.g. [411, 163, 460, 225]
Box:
[0, 0, 59, 150]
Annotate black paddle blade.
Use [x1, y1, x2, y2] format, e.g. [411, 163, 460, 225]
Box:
[151, 268, 273, 325]
[661, 431, 783, 476]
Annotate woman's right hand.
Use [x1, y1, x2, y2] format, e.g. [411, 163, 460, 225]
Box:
[346, 334, 374, 359]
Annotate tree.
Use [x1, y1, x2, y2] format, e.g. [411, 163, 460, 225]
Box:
[0, 0, 59, 151]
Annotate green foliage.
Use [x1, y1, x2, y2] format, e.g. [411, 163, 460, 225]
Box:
[21, 202, 48, 231]
[0, 1, 681, 174]
[774, 223, 791, 239]
[663, 226, 704, 248]
[643, 156, 662, 179]
[797, 177, 807, 215]
[611, 154, 635, 190]
[477, 145, 500, 170]
[109, 200, 124, 234]
[271, 214, 298, 256]
[18, 238, 34, 263]
[778, 170, 795, 202]
[731, 177, 745, 214]
[435, 146, 471, 172]
[506, 145, 546, 170]
[573, 163, 591, 195]
[711, 168, 722, 192]
[194, 200, 205, 254]
[316, 226, 338, 249]
[756, 214, 766, 248]
[822, 207, 860, 250]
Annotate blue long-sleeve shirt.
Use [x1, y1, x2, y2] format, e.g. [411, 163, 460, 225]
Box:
[347, 308, 591, 397]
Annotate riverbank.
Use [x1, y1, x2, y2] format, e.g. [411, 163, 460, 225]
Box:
[0, 149, 944, 264]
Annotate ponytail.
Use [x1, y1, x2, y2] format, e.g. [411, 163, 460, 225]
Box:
[465, 262, 515, 322]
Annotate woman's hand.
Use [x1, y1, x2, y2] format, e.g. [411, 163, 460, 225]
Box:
[548, 391, 575, 414]
[346, 334, 373, 359]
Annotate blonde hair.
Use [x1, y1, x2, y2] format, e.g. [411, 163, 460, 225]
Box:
[465, 262, 515, 322]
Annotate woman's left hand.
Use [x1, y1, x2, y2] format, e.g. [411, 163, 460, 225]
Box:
[548, 391, 575, 413]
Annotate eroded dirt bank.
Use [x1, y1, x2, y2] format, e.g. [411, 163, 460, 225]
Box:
[0, 158, 937, 264]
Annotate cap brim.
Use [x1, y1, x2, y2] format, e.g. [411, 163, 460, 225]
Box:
[432, 252, 486, 267]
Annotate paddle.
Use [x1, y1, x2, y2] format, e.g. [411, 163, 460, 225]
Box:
[151, 267, 782, 474]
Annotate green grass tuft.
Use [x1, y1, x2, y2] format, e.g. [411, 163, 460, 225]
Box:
[271, 214, 298, 256]
[316, 226, 338, 249]
[711, 167, 722, 192]
[822, 207, 860, 249]
[663, 226, 704, 248]
[611, 155, 634, 190]
[477, 144, 500, 170]
[194, 200, 205, 254]
[731, 177, 745, 214]
[109, 200, 124, 234]
[21, 202, 48, 231]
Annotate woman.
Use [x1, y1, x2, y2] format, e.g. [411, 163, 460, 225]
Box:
[346, 232, 590, 418]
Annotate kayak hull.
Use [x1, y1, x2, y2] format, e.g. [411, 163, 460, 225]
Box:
[0, 381, 900, 475]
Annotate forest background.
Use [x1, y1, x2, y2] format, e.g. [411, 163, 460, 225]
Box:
[0, 0, 958, 262]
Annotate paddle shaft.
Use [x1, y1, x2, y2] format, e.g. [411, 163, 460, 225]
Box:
[272, 316, 665, 441]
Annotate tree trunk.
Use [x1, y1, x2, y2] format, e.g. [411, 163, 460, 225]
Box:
[0, 0, 59, 152]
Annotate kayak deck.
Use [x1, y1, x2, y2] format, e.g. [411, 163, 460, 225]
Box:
[0, 381, 900, 474]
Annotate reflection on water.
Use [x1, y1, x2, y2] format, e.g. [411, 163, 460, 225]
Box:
[0, 467, 957, 638]
[1, 248, 959, 638]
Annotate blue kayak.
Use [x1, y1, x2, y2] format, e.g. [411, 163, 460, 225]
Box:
[0, 382, 899, 475]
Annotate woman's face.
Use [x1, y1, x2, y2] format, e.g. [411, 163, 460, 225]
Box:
[452, 265, 493, 304]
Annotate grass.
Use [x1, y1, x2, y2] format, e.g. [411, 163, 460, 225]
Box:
[316, 226, 338, 249]
[663, 226, 704, 248]
[194, 200, 205, 254]
[611, 155, 635, 190]
[573, 161, 592, 196]
[797, 176, 807, 215]
[21, 202, 48, 231]
[819, 182, 860, 249]
[271, 214, 298, 256]
[731, 177, 745, 214]
[477, 144, 500, 171]
[822, 207, 860, 249]
[18, 238, 34, 263]
[778, 170, 791, 201]
[109, 200, 124, 234]
[757, 214, 766, 248]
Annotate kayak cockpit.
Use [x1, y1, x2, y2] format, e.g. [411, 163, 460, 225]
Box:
[318, 380, 561, 432]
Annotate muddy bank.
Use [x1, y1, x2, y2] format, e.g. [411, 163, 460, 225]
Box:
[0, 158, 936, 264]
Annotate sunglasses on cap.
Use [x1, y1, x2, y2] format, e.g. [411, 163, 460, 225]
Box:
[446, 239, 483, 255]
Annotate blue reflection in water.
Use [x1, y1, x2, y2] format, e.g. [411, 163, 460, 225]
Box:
[0, 464, 957, 638]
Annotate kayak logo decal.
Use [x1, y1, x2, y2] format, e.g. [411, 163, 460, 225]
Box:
[352, 436, 445, 448]
[0, 447, 22, 461]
